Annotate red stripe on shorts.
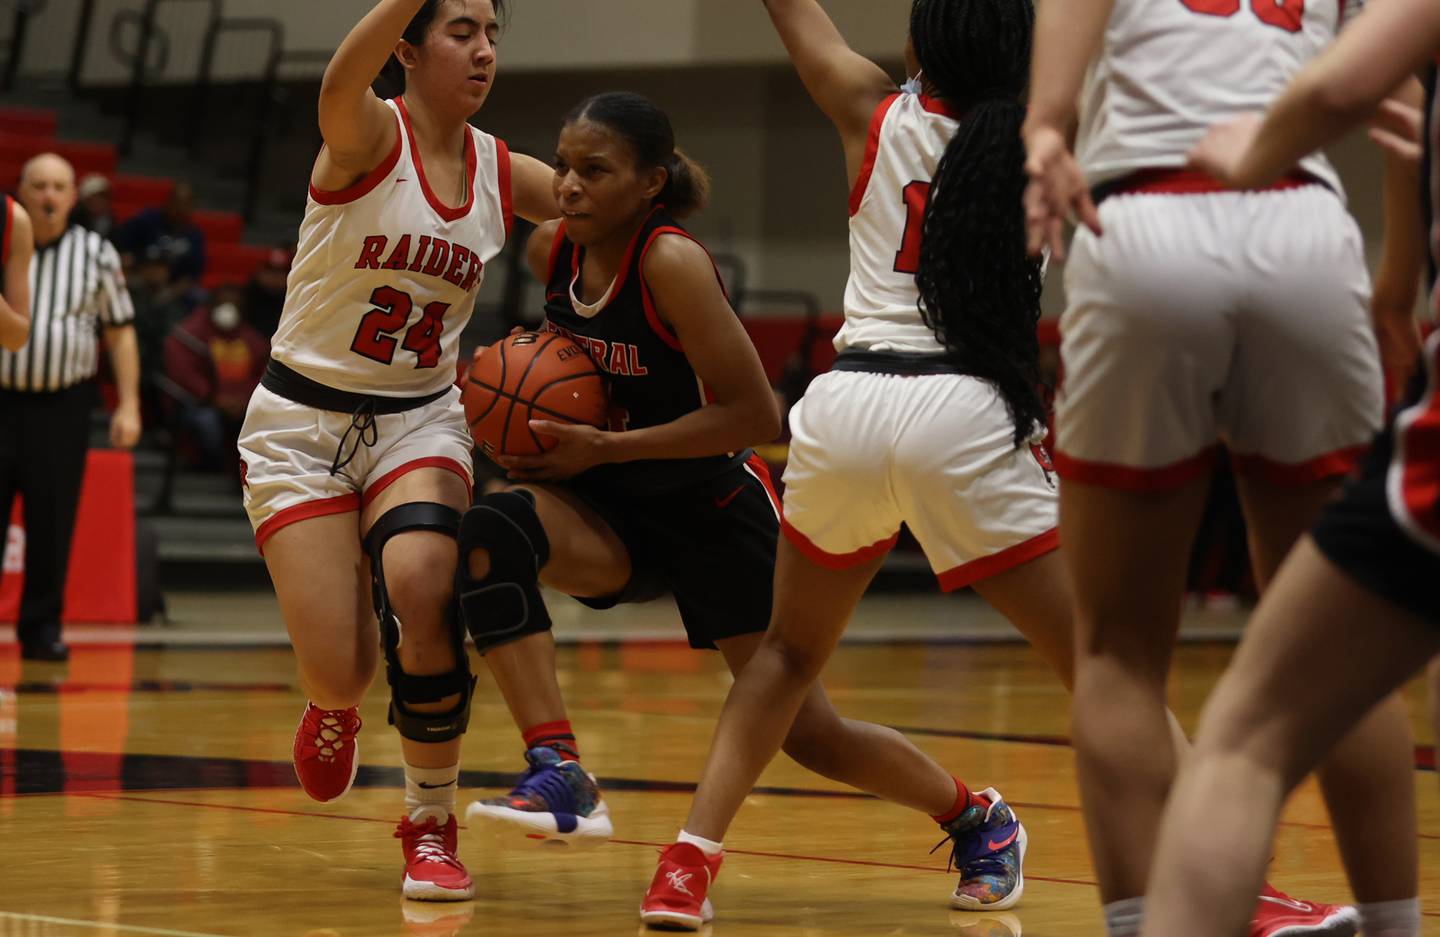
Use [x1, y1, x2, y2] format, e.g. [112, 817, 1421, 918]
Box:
[935, 528, 1060, 593]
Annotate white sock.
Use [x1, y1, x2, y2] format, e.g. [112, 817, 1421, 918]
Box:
[1103, 896, 1145, 937]
[1356, 898, 1421, 937]
[678, 829, 724, 857]
[404, 762, 459, 823]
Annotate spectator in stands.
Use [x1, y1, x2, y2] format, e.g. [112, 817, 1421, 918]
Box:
[163, 284, 266, 473]
[4, 153, 141, 662]
[70, 174, 115, 241]
[242, 247, 291, 338]
[116, 181, 206, 298]
[129, 244, 188, 416]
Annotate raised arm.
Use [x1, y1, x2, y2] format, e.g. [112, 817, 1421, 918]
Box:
[1189, 0, 1440, 188]
[0, 200, 33, 352]
[762, 0, 896, 182]
[313, 0, 424, 189]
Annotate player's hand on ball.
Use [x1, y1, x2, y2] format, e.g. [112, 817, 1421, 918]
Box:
[1022, 125, 1100, 262]
[1187, 113, 1264, 187]
[497, 420, 610, 481]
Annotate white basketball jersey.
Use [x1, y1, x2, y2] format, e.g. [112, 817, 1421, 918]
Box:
[1077, 0, 1362, 191]
[271, 96, 512, 396]
[836, 91, 954, 355]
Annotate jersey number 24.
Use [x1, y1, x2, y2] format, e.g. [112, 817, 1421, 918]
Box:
[350, 285, 449, 369]
[1179, 0, 1303, 33]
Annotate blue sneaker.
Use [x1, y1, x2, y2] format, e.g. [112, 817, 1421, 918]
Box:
[937, 787, 1027, 911]
[464, 746, 613, 849]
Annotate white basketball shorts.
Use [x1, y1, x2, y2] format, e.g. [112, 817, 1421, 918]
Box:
[1057, 183, 1383, 490]
[780, 369, 1059, 591]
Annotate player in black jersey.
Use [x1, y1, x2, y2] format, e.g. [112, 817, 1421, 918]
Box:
[0, 194, 34, 351]
[1138, 5, 1440, 936]
[457, 91, 986, 867]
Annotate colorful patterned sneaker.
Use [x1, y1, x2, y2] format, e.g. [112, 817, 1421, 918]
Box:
[937, 787, 1027, 911]
[292, 702, 361, 802]
[640, 842, 723, 931]
[1248, 884, 1359, 937]
[464, 746, 613, 849]
[396, 813, 474, 901]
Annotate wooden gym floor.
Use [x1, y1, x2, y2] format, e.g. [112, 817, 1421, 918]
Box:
[0, 590, 1435, 937]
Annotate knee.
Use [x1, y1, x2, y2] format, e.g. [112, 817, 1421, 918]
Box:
[382, 535, 458, 628]
[762, 631, 829, 686]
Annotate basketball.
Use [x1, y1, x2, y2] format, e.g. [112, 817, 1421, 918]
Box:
[463, 330, 609, 459]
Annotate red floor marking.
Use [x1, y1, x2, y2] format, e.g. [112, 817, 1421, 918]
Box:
[613, 837, 1097, 886]
[62, 792, 1440, 905]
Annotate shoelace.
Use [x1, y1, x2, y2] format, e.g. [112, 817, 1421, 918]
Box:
[929, 829, 1011, 879]
[305, 709, 358, 762]
[329, 399, 378, 476]
[508, 761, 577, 810]
[396, 818, 464, 870]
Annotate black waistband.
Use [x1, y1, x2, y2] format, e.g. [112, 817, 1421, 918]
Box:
[262, 360, 449, 414]
[831, 349, 972, 376]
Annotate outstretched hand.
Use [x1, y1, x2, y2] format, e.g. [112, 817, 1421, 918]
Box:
[496, 420, 611, 481]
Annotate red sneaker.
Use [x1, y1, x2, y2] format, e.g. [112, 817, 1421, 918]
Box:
[640, 842, 723, 931]
[396, 814, 474, 901]
[292, 703, 361, 802]
[1249, 884, 1359, 937]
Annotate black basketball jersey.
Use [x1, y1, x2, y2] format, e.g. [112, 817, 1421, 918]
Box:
[543, 206, 747, 495]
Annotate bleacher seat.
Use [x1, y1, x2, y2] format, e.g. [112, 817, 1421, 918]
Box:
[0, 134, 117, 178]
[0, 108, 58, 138]
[111, 175, 174, 206]
[194, 210, 244, 244]
[203, 242, 271, 290]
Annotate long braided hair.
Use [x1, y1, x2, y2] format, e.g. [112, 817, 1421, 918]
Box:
[910, 0, 1043, 448]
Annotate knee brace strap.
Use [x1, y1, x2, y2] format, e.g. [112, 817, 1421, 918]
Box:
[365, 501, 475, 743]
[456, 488, 553, 654]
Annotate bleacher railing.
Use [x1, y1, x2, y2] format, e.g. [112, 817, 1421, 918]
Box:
[192, 16, 282, 222]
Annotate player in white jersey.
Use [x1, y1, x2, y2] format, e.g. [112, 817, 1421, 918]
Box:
[1023, 1, 1419, 935]
[641, 0, 1112, 927]
[1141, 7, 1440, 934]
[235, 0, 560, 901]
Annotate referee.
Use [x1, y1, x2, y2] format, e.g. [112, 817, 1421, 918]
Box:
[4, 153, 141, 661]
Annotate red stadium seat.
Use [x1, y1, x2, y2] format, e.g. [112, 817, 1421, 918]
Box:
[110, 175, 174, 205]
[0, 160, 21, 193]
[0, 108, 58, 138]
[193, 210, 244, 244]
[111, 198, 151, 225]
[203, 242, 272, 290]
[0, 135, 117, 178]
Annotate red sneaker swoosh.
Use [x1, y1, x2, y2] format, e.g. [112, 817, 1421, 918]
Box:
[986, 829, 1019, 851]
[714, 485, 745, 509]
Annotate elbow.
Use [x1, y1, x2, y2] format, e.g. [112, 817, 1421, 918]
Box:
[1310, 78, 1381, 126]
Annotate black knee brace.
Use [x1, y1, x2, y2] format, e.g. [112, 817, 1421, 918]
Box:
[364, 502, 475, 743]
[455, 488, 553, 654]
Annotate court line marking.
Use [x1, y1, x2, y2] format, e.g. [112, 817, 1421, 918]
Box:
[84, 790, 1440, 906]
[0, 911, 228, 937]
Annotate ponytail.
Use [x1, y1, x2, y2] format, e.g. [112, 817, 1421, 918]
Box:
[911, 0, 1043, 448]
[660, 148, 710, 218]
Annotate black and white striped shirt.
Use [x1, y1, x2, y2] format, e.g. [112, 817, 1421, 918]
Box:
[0, 223, 134, 392]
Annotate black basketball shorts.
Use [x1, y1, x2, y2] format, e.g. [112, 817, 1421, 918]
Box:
[567, 453, 781, 649]
[1312, 344, 1440, 626]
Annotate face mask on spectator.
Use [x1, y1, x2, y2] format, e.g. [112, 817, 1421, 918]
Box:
[210, 302, 241, 332]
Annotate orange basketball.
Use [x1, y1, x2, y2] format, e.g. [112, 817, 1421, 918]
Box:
[463, 331, 608, 459]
